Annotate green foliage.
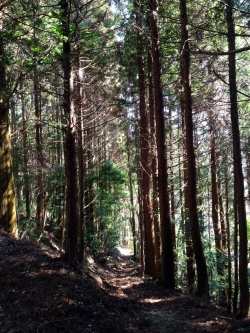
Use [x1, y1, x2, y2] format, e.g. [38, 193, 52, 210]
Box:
[89, 161, 128, 256]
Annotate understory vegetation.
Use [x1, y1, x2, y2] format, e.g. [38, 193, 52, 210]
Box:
[0, 0, 250, 319]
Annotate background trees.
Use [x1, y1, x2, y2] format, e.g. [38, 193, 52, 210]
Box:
[1, 0, 250, 317]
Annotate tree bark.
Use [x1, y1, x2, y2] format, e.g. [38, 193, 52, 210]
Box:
[62, 0, 79, 263]
[210, 128, 223, 274]
[210, 128, 228, 305]
[127, 133, 137, 259]
[233, 195, 238, 314]
[85, 127, 95, 245]
[34, 73, 45, 230]
[179, 0, 209, 297]
[226, 0, 249, 317]
[148, 48, 161, 278]
[136, 10, 156, 278]
[246, 137, 250, 206]
[76, 48, 85, 263]
[181, 92, 195, 292]
[150, 0, 175, 288]
[20, 81, 30, 219]
[225, 165, 232, 313]
[218, 178, 227, 250]
[168, 105, 177, 273]
[0, 11, 17, 236]
[138, 166, 145, 276]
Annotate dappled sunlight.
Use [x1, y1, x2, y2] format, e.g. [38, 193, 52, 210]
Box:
[117, 246, 133, 256]
[141, 297, 163, 304]
[0, 231, 243, 332]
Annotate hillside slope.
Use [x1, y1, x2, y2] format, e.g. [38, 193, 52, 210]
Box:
[0, 230, 249, 332]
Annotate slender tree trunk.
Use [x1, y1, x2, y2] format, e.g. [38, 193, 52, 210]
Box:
[34, 73, 45, 229]
[179, 0, 209, 297]
[32, 2, 45, 230]
[181, 94, 195, 292]
[210, 128, 228, 305]
[138, 167, 144, 276]
[56, 99, 63, 166]
[129, 168, 137, 259]
[225, 167, 232, 313]
[55, 98, 64, 230]
[210, 128, 223, 274]
[136, 10, 156, 277]
[60, 183, 67, 251]
[233, 196, 239, 313]
[76, 49, 85, 263]
[127, 134, 137, 259]
[168, 106, 177, 272]
[20, 81, 30, 219]
[218, 178, 227, 250]
[148, 48, 161, 278]
[11, 97, 19, 209]
[62, 0, 79, 263]
[246, 137, 250, 206]
[150, 0, 175, 288]
[85, 128, 95, 245]
[0, 12, 17, 236]
[226, 0, 249, 316]
[218, 171, 228, 305]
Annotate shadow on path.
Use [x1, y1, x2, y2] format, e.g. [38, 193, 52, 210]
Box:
[0, 233, 249, 332]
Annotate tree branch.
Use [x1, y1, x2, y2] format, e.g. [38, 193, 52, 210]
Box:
[190, 46, 250, 56]
[213, 69, 250, 99]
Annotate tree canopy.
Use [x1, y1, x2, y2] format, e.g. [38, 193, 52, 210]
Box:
[0, 0, 250, 317]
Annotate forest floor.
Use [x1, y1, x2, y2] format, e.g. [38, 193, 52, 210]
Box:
[0, 230, 250, 333]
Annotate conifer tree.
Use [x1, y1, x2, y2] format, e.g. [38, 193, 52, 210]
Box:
[0, 2, 18, 236]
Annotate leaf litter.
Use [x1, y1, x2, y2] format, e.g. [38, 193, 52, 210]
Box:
[0, 230, 249, 333]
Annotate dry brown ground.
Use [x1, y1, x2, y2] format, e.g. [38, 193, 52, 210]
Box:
[0, 230, 249, 333]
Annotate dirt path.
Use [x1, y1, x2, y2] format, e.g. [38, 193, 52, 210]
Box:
[97, 251, 242, 333]
[0, 231, 249, 333]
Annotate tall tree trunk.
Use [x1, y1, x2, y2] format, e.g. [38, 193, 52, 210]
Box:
[148, 48, 161, 278]
[127, 133, 137, 259]
[138, 165, 145, 275]
[246, 137, 250, 206]
[225, 166, 232, 313]
[179, 0, 209, 297]
[76, 49, 85, 263]
[85, 127, 95, 245]
[20, 81, 30, 219]
[136, 10, 156, 278]
[168, 106, 177, 272]
[129, 167, 137, 259]
[0, 11, 17, 236]
[210, 128, 223, 274]
[210, 128, 228, 305]
[62, 0, 79, 263]
[218, 177, 227, 250]
[181, 92, 195, 292]
[226, 0, 249, 316]
[150, 0, 175, 288]
[34, 73, 45, 229]
[233, 195, 239, 313]
[60, 183, 67, 251]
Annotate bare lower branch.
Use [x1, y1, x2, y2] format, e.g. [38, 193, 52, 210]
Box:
[190, 46, 250, 56]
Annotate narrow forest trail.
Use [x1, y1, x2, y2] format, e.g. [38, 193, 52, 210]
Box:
[0, 231, 249, 333]
[96, 250, 243, 333]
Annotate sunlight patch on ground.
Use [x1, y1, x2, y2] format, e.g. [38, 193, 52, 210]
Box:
[117, 246, 132, 256]
[142, 298, 162, 304]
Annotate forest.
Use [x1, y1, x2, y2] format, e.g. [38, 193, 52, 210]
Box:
[0, 0, 250, 330]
